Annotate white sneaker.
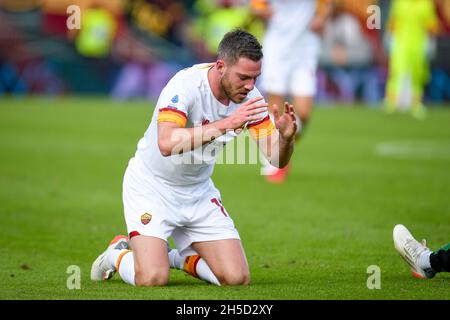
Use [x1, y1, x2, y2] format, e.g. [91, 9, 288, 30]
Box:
[393, 224, 436, 279]
[91, 235, 129, 281]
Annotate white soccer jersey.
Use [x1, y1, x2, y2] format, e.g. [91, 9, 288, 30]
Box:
[128, 63, 275, 203]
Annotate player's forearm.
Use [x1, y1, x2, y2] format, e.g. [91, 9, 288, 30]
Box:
[263, 132, 295, 168]
[276, 133, 295, 168]
[159, 119, 229, 156]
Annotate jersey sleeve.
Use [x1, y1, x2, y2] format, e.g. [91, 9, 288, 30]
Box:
[156, 77, 192, 128]
[245, 90, 276, 140]
[247, 114, 276, 140]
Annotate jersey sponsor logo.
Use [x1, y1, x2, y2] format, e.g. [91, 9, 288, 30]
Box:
[140, 213, 152, 225]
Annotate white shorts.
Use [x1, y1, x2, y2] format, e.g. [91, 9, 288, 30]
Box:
[122, 163, 240, 257]
[261, 33, 320, 97]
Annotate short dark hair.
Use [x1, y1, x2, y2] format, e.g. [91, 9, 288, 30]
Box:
[217, 29, 263, 65]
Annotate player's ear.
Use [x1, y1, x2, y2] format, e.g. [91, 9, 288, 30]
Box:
[216, 59, 226, 75]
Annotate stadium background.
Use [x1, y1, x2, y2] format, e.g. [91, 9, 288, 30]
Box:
[0, 0, 449, 299]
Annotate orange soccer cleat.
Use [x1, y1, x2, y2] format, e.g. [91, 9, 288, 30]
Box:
[265, 164, 290, 184]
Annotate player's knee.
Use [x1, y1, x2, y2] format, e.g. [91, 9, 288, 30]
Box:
[218, 270, 250, 286]
[134, 268, 169, 287]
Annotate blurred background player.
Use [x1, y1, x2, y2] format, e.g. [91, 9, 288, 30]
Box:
[250, 0, 333, 183]
[393, 224, 450, 279]
[384, 0, 440, 120]
[428, 0, 450, 103]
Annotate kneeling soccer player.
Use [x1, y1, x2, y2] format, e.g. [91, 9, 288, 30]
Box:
[90, 29, 297, 286]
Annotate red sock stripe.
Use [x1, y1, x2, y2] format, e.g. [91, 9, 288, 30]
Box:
[183, 255, 201, 278]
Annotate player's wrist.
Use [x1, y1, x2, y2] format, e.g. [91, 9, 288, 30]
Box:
[215, 117, 232, 132]
[219, 117, 241, 132]
[205, 118, 232, 137]
[279, 131, 295, 145]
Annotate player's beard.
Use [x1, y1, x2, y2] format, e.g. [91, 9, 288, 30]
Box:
[220, 72, 246, 104]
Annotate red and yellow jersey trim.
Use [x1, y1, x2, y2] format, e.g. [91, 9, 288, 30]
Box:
[157, 108, 188, 128]
[247, 115, 276, 140]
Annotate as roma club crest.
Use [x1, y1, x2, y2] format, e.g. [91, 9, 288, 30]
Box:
[140, 213, 152, 225]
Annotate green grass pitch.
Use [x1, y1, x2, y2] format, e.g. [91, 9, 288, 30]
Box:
[0, 97, 449, 300]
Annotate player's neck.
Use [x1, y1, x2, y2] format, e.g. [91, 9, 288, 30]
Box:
[207, 65, 230, 106]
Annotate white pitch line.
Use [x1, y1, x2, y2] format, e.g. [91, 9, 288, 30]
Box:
[374, 141, 450, 160]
